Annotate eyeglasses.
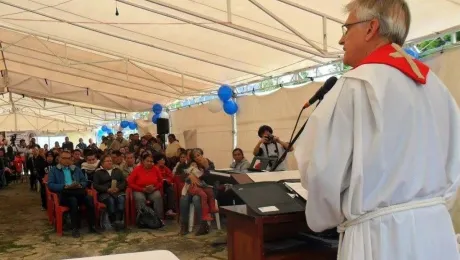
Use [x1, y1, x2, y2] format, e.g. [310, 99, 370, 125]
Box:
[341, 20, 371, 35]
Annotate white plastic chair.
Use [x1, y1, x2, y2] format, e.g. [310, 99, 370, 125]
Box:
[188, 199, 221, 232]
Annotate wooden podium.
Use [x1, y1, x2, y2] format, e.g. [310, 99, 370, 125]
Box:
[221, 205, 337, 260]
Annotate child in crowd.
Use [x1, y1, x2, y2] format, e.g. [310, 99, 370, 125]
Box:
[173, 152, 188, 181]
[13, 152, 24, 176]
[182, 162, 217, 221]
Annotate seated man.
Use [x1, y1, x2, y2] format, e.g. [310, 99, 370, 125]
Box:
[47, 151, 99, 238]
[120, 152, 136, 178]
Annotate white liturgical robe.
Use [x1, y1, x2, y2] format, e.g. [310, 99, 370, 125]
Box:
[295, 62, 460, 260]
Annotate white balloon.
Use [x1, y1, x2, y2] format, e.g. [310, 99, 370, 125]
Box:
[207, 99, 222, 113]
[159, 111, 169, 119]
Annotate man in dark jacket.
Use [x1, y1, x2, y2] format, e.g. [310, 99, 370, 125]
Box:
[48, 150, 99, 238]
[62, 137, 74, 151]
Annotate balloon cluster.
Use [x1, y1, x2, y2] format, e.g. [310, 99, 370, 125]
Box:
[151, 103, 169, 124]
[404, 48, 419, 59]
[208, 84, 238, 115]
[100, 125, 113, 134]
[120, 121, 138, 130]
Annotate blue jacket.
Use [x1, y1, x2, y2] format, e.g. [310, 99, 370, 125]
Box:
[48, 164, 87, 193]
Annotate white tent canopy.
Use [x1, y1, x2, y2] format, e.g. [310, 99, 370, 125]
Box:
[0, 0, 459, 131]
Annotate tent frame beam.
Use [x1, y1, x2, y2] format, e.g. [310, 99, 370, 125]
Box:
[1, 43, 203, 94]
[0, 1, 265, 77]
[143, 0, 341, 58]
[248, 0, 325, 54]
[119, 0, 326, 64]
[0, 25, 222, 86]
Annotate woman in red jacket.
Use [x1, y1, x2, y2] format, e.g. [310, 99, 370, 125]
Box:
[127, 153, 164, 218]
[154, 154, 176, 216]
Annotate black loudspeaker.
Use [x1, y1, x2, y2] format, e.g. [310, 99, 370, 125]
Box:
[157, 118, 170, 135]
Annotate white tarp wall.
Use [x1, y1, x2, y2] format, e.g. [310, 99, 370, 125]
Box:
[170, 105, 232, 168]
[424, 47, 460, 105]
[236, 82, 322, 170]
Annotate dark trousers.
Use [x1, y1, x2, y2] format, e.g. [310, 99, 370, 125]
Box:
[30, 174, 37, 190]
[60, 193, 96, 230]
[40, 181, 47, 209]
[163, 181, 175, 211]
[101, 195, 125, 222]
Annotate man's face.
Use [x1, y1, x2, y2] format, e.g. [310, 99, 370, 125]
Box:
[89, 138, 93, 144]
[109, 134, 114, 140]
[32, 148, 39, 156]
[262, 130, 272, 144]
[126, 154, 135, 166]
[233, 150, 243, 162]
[339, 11, 373, 68]
[31, 138, 36, 144]
[117, 133, 123, 140]
[65, 137, 69, 142]
[113, 155, 123, 165]
[60, 152, 72, 167]
[133, 134, 139, 141]
[86, 155, 97, 164]
[73, 151, 81, 160]
[168, 136, 174, 143]
[46, 155, 54, 164]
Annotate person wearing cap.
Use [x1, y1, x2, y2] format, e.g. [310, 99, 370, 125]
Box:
[252, 125, 292, 171]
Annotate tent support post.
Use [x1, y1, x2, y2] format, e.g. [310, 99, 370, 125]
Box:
[453, 33, 457, 44]
[9, 92, 17, 131]
[322, 16, 328, 52]
[232, 97, 237, 149]
[227, 0, 232, 23]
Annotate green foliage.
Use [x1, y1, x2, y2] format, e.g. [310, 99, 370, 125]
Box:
[258, 78, 279, 92]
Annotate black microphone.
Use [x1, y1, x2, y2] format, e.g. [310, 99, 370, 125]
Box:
[302, 76, 338, 109]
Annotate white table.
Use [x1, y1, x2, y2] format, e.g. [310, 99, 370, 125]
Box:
[246, 170, 300, 183]
[65, 250, 180, 260]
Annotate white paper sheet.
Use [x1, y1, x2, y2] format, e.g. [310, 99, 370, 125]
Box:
[247, 170, 300, 183]
[284, 182, 308, 200]
[258, 206, 279, 213]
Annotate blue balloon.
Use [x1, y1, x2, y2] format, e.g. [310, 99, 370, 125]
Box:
[128, 121, 137, 130]
[106, 129, 113, 135]
[152, 104, 163, 114]
[152, 114, 160, 124]
[404, 48, 419, 59]
[101, 125, 109, 132]
[218, 85, 233, 102]
[120, 120, 129, 128]
[97, 130, 104, 136]
[223, 100, 238, 115]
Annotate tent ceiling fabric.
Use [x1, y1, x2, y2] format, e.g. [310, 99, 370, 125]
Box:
[0, 0, 459, 113]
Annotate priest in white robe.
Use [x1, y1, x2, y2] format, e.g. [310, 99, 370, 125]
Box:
[295, 1, 460, 259]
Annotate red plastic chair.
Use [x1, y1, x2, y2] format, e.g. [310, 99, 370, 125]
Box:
[90, 188, 129, 227]
[173, 176, 185, 223]
[48, 190, 70, 236]
[127, 186, 164, 226]
[42, 175, 54, 225]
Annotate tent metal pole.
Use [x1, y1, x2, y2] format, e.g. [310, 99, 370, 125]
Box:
[248, 0, 325, 54]
[1, 43, 204, 93]
[0, 1, 265, 76]
[0, 25, 223, 86]
[276, 0, 344, 24]
[227, 0, 232, 23]
[118, 0, 326, 64]
[322, 16, 328, 52]
[5, 58, 180, 99]
[144, 0, 340, 58]
[9, 92, 17, 131]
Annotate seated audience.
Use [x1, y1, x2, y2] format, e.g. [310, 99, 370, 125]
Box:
[111, 151, 124, 169]
[165, 134, 181, 159]
[99, 137, 108, 151]
[173, 151, 189, 181]
[120, 152, 136, 178]
[230, 148, 250, 173]
[81, 151, 99, 185]
[72, 149, 84, 168]
[110, 131, 129, 151]
[62, 137, 74, 151]
[154, 154, 176, 216]
[47, 151, 99, 238]
[127, 153, 164, 218]
[93, 155, 127, 230]
[181, 148, 216, 235]
[76, 138, 87, 150]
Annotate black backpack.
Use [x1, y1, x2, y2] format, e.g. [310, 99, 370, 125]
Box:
[136, 206, 164, 229]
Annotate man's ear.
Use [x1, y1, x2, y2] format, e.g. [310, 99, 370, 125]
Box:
[365, 19, 380, 41]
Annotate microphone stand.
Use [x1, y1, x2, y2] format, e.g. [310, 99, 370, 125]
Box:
[270, 98, 323, 172]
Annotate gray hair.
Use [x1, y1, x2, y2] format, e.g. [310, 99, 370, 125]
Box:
[345, 0, 411, 45]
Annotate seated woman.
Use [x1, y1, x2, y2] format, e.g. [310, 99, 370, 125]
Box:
[81, 151, 99, 187]
[179, 148, 216, 236]
[127, 153, 164, 218]
[154, 154, 176, 216]
[230, 148, 250, 173]
[93, 155, 127, 230]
